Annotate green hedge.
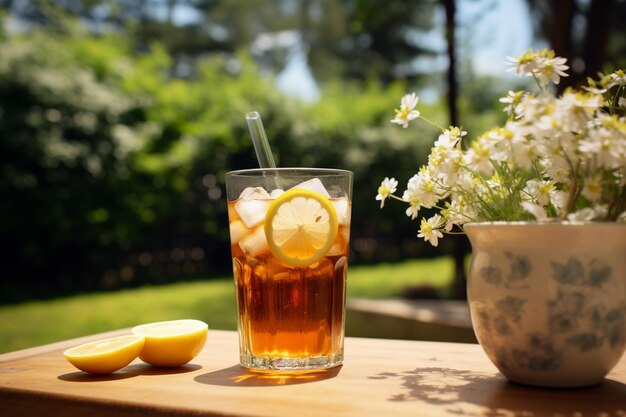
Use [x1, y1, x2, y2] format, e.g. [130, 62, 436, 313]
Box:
[0, 31, 450, 303]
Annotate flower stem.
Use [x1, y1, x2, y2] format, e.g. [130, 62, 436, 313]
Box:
[561, 161, 581, 220]
[419, 115, 445, 132]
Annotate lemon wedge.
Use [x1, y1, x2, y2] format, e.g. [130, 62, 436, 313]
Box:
[132, 319, 208, 367]
[264, 188, 338, 267]
[63, 334, 145, 375]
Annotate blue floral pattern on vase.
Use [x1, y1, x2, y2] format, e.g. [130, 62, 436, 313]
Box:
[473, 254, 626, 373]
[466, 223, 626, 387]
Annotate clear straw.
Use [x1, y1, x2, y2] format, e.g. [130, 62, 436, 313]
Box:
[246, 111, 276, 169]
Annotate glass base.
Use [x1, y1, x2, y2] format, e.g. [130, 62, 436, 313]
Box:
[240, 352, 343, 372]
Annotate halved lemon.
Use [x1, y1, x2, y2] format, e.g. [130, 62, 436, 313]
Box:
[132, 319, 208, 367]
[264, 188, 338, 267]
[63, 334, 145, 375]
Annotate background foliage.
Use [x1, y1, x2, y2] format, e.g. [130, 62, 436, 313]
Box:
[1, 0, 624, 304]
[0, 28, 458, 303]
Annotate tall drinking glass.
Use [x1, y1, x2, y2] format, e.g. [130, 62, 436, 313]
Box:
[225, 168, 353, 371]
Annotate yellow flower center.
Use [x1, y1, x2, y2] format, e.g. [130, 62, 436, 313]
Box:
[395, 107, 410, 119]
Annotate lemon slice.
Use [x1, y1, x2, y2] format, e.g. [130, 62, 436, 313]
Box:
[264, 188, 338, 267]
[63, 334, 145, 375]
[132, 319, 208, 367]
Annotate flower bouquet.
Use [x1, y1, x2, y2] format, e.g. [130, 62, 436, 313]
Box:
[376, 49, 626, 246]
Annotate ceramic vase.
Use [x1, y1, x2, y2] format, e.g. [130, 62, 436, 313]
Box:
[465, 222, 626, 388]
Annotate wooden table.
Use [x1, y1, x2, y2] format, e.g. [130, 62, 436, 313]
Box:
[1, 329, 625, 416]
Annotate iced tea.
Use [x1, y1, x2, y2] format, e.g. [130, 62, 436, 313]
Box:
[225, 169, 352, 371]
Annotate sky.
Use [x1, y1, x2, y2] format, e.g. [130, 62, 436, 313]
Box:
[458, 0, 536, 75]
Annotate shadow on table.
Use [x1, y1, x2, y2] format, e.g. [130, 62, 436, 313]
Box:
[58, 363, 202, 382]
[369, 367, 626, 416]
[194, 364, 342, 387]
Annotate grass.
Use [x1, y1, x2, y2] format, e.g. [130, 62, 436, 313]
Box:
[0, 257, 454, 354]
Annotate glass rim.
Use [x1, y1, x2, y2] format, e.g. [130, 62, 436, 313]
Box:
[225, 167, 353, 177]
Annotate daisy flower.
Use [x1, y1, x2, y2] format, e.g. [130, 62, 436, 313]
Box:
[522, 179, 557, 206]
[507, 50, 539, 77]
[581, 174, 604, 203]
[508, 49, 568, 88]
[391, 93, 420, 128]
[417, 214, 445, 247]
[376, 177, 398, 208]
[535, 55, 569, 86]
[607, 70, 626, 88]
[378, 48, 626, 246]
[499, 90, 525, 116]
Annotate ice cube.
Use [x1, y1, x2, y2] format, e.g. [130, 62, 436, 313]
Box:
[238, 225, 270, 258]
[327, 225, 350, 256]
[270, 189, 285, 199]
[235, 187, 271, 228]
[291, 178, 330, 198]
[229, 220, 248, 245]
[326, 240, 345, 257]
[332, 198, 351, 225]
[339, 224, 350, 241]
[239, 186, 271, 200]
[326, 227, 350, 256]
[235, 187, 270, 229]
[234, 198, 270, 228]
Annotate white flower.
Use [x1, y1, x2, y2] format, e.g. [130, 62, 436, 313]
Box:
[514, 93, 548, 124]
[607, 70, 626, 88]
[522, 202, 548, 220]
[535, 56, 569, 86]
[511, 138, 539, 170]
[378, 49, 625, 248]
[376, 177, 398, 208]
[405, 202, 420, 220]
[553, 91, 602, 133]
[417, 214, 445, 247]
[428, 141, 462, 187]
[402, 185, 422, 220]
[579, 121, 626, 170]
[508, 49, 569, 88]
[583, 84, 607, 95]
[499, 90, 525, 116]
[486, 125, 533, 168]
[464, 136, 495, 176]
[581, 174, 603, 203]
[434, 127, 465, 148]
[540, 153, 572, 184]
[550, 190, 569, 211]
[522, 180, 556, 206]
[446, 195, 471, 226]
[567, 205, 608, 222]
[390, 93, 420, 128]
[405, 170, 440, 209]
[507, 51, 540, 77]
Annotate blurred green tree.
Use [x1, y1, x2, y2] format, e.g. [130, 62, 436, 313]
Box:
[3, 0, 624, 304]
[0, 25, 436, 302]
[0, 0, 441, 85]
